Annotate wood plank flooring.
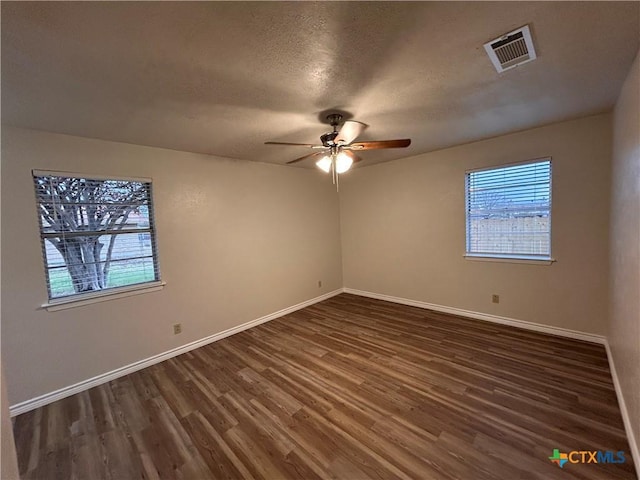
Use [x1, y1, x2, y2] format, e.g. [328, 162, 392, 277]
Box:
[13, 294, 637, 479]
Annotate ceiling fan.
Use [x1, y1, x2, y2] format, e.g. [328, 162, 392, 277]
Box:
[265, 113, 411, 189]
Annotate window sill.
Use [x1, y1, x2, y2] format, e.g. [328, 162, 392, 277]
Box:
[464, 255, 555, 265]
[41, 281, 166, 312]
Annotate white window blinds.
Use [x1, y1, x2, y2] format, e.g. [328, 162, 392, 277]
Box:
[465, 159, 552, 259]
[33, 171, 161, 300]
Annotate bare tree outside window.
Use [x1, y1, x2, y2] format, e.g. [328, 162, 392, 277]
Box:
[472, 191, 511, 218]
[33, 173, 160, 299]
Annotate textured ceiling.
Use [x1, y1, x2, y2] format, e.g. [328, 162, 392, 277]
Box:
[2, 2, 639, 167]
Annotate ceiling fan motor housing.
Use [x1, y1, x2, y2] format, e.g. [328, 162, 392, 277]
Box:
[320, 114, 344, 146]
[320, 131, 339, 146]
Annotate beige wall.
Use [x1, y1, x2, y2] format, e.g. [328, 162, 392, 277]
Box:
[340, 114, 612, 335]
[1, 127, 343, 405]
[1, 165, 20, 478]
[1, 364, 19, 479]
[610, 49, 639, 463]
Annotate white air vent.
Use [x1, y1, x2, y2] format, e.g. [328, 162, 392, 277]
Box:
[484, 25, 537, 73]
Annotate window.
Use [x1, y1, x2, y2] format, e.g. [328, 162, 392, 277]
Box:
[465, 159, 551, 260]
[33, 171, 161, 301]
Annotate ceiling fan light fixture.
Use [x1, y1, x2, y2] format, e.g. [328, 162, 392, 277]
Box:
[266, 113, 412, 180]
[316, 156, 332, 173]
[335, 152, 353, 174]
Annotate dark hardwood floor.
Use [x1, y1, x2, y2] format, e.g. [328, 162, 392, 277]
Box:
[13, 294, 637, 479]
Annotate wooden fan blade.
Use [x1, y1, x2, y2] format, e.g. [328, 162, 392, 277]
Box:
[286, 151, 326, 165]
[265, 141, 318, 147]
[335, 121, 367, 145]
[349, 139, 411, 150]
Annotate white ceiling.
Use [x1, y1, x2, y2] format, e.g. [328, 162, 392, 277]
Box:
[2, 2, 639, 167]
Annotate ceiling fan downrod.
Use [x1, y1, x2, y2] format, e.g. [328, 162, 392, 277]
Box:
[326, 113, 343, 129]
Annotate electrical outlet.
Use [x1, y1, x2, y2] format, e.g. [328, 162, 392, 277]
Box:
[318, 280, 322, 288]
[492, 294, 500, 304]
[173, 323, 182, 335]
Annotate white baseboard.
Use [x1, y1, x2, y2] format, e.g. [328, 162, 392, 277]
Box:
[605, 341, 640, 477]
[9, 289, 342, 417]
[343, 288, 606, 344]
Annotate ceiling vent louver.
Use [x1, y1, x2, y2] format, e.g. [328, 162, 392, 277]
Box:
[484, 25, 537, 73]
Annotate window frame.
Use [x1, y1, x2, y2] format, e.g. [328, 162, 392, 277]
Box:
[33, 169, 164, 310]
[464, 158, 554, 264]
